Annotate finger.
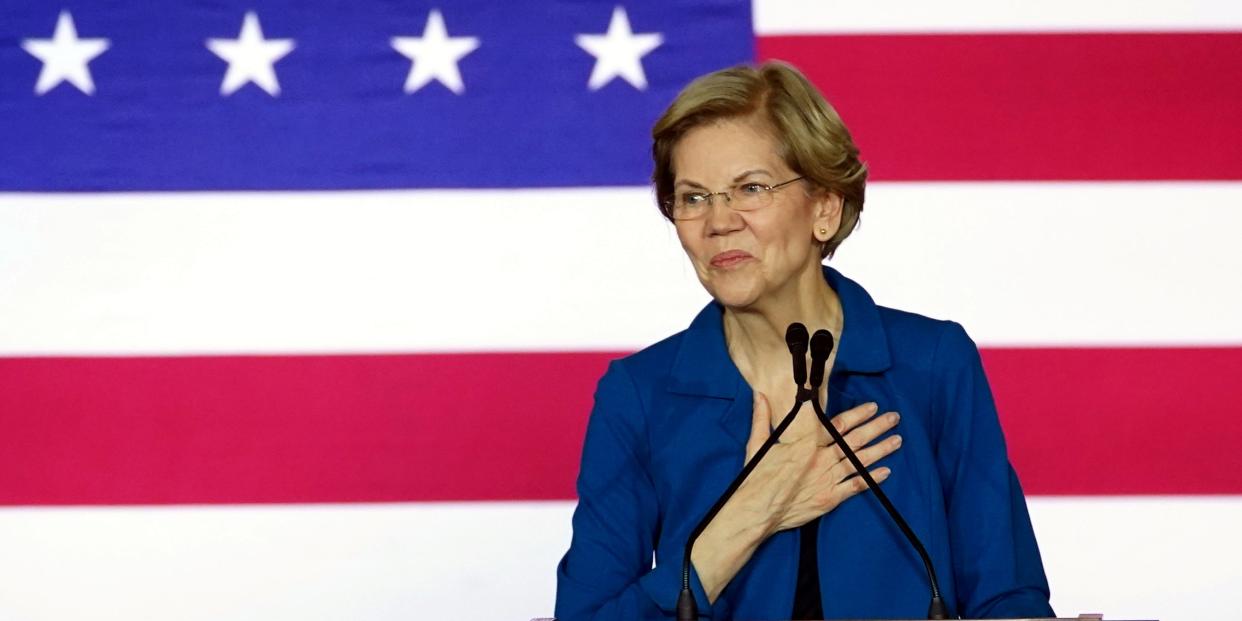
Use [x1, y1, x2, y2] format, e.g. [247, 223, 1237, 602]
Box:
[841, 467, 892, 496]
[829, 434, 902, 481]
[830, 412, 900, 460]
[799, 467, 892, 521]
[746, 391, 772, 461]
[826, 402, 881, 439]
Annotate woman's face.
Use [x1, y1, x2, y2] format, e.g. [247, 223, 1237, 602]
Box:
[671, 116, 840, 310]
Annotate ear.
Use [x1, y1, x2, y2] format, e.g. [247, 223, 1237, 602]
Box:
[812, 190, 844, 244]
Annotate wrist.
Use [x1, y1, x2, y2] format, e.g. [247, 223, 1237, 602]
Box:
[728, 487, 782, 540]
[690, 502, 770, 602]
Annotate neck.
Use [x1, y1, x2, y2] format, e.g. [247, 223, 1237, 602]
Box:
[723, 263, 842, 386]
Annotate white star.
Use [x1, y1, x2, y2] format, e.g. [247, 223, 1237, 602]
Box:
[391, 10, 480, 95]
[575, 6, 662, 91]
[21, 11, 110, 95]
[206, 12, 295, 97]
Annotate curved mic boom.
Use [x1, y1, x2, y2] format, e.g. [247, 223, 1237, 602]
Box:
[806, 329, 951, 620]
[676, 323, 814, 621]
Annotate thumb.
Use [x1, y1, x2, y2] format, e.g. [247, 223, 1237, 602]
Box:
[746, 391, 772, 460]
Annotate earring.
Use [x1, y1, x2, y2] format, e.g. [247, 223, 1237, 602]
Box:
[818, 228, 828, 236]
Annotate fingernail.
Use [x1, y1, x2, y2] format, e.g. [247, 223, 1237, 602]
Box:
[867, 402, 879, 412]
[891, 435, 903, 447]
[876, 468, 891, 480]
[888, 412, 900, 424]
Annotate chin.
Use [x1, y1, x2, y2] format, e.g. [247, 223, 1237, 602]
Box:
[701, 277, 765, 310]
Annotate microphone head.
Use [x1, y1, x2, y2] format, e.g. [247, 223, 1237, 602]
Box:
[785, 323, 809, 354]
[810, 329, 834, 358]
[808, 330, 835, 388]
[785, 323, 809, 387]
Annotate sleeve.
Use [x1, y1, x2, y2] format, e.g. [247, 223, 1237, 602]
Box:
[931, 322, 1056, 619]
[555, 361, 716, 621]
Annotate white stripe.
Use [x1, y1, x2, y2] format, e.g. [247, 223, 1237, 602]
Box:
[0, 498, 1237, 620]
[0, 502, 571, 621]
[0, 188, 705, 354]
[753, 0, 1242, 34]
[1, 183, 1240, 355]
[834, 182, 1242, 347]
[1029, 496, 1242, 621]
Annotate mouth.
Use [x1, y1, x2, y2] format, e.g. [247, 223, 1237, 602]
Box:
[709, 250, 755, 269]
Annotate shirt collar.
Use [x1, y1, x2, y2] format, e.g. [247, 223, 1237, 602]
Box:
[666, 266, 892, 398]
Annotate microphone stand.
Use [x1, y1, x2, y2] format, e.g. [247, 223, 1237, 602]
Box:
[677, 390, 811, 621]
[806, 329, 951, 620]
[676, 325, 813, 621]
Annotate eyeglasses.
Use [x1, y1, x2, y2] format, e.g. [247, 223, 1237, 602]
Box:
[662, 177, 805, 221]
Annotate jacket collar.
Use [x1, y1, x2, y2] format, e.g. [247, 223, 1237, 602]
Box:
[666, 266, 892, 398]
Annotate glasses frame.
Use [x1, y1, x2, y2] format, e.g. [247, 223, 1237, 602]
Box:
[663, 176, 805, 221]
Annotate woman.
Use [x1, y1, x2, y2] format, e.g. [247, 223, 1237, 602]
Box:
[555, 62, 1053, 620]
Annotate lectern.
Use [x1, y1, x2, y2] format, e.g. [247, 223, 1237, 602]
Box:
[534, 617, 1153, 621]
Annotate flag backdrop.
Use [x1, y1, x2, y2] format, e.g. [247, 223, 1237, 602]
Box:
[2, 0, 1241, 619]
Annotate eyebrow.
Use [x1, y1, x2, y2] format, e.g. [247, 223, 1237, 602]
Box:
[674, 169, 773, 190]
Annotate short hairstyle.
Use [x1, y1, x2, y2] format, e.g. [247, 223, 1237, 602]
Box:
[651, 61, 867, 258]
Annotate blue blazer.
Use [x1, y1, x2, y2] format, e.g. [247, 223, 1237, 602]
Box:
[556, 267, 1053, 620]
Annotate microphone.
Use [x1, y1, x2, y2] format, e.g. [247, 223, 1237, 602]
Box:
[808, 328, 832, 389]
[805, 329, 951, 620]
[676, 323, 814, 621]
[785, 323, 809, 389]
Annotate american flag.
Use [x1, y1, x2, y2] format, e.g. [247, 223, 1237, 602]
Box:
[1, 1, 1240, 619]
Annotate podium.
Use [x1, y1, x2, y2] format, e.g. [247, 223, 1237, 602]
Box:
[533, 618, 1156, 620]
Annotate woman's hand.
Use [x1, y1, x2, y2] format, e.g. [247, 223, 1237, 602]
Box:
[739, 392, 901, 535]
[691, 392, 901, 602]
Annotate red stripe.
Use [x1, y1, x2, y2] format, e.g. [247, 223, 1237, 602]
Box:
[1, 348, 1239, 505]
[984, 347, 1242, 495]
[0, 354, 607, 505]
[755, 33, 1242, 180]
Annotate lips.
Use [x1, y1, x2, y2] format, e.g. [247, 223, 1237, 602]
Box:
[709, 250, 754, 268]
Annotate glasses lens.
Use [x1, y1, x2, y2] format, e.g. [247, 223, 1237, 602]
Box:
[731, 183, 771, 211]
[671, 192, 708, 220]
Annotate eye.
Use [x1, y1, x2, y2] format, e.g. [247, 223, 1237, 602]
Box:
[739, 182, 767, 194]
[680, 192, 709, 206]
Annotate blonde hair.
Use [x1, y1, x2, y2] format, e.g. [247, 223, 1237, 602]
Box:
[651, 61, 867, 258]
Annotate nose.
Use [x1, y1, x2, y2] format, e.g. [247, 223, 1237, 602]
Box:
[704, 193, 744, 236]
